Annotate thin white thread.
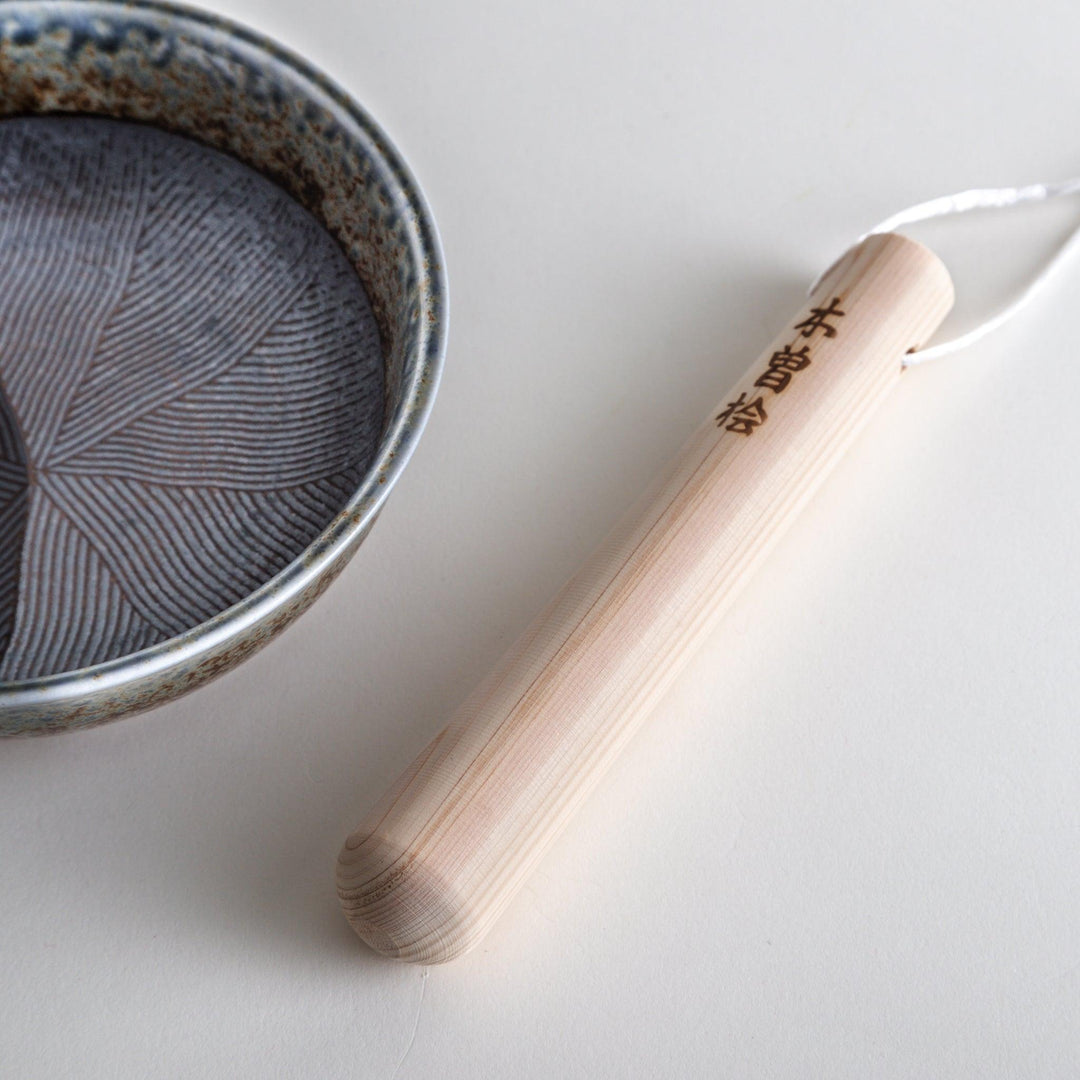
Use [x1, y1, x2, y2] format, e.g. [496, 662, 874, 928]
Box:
[809, 179, 1080, 365]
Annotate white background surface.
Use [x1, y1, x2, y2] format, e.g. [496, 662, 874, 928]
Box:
[3, 0, 1080, 1075]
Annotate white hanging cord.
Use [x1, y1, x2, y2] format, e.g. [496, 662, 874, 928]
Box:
[810, 179, 1080, 365]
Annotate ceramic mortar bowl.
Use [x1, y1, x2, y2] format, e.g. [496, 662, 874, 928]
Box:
[0, 0, 446, 734]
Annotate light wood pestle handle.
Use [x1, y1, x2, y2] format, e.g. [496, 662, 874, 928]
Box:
[338, 232, 954, 963]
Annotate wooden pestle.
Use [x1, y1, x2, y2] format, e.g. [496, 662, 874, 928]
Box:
[337, 232, 954, 963]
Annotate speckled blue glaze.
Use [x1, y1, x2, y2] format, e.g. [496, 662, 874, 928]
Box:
[0, 0, 447, 734]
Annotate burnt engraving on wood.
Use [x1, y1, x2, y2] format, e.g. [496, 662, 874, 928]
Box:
[716, 297, 846, 436]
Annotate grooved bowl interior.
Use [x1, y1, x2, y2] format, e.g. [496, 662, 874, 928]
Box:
[0, 116, 385, 681]
[0, 1, 446, 734]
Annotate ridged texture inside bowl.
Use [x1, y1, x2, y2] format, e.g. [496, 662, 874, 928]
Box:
[0, 116, 384, 679]
[0, 0, 445, 732]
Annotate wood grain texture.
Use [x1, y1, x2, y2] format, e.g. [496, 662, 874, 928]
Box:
[338, 233, 955, 963]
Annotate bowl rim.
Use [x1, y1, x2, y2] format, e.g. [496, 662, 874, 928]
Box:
[0, 0, 448, 706]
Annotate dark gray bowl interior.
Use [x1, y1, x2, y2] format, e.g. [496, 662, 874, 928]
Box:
[0, 116, 385, 679]
[0, 0, 444, 728]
